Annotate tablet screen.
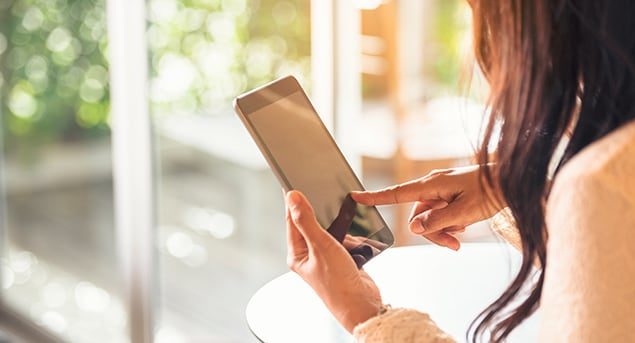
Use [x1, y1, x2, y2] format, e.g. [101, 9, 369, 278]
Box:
[241, 86, 393, 266]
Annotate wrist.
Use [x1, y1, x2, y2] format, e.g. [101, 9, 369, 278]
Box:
[328, 295, 382, 333]
[482, 163, 507, 211]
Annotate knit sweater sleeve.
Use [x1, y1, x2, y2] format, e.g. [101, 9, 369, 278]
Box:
[490, 207, 521, 251]
[351, 209, 517, 343]
[353, 308, 455, 343]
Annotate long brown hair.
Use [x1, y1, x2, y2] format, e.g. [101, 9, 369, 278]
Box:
[469, 0, 635, 341]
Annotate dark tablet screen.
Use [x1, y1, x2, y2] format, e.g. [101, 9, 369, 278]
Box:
[236, 77, 394, 266]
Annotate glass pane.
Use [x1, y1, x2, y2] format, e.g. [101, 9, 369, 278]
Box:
[356, 1, 490, 246]
[0, 0, 126, 341]
[148, 0, 311, 341]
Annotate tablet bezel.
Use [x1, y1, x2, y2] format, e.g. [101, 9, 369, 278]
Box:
[233, 75, 395, 251]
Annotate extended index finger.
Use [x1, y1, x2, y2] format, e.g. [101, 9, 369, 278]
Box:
[351, 179, 425, 205]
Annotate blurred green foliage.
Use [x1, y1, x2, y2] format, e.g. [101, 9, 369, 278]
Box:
[0, 0, 469, 156]
[0, 0, 110, 155]
[432, 0, 462, 87]
[0, 0, 311, 155]
[429, 0, 471, 95]
[147, 0, 311, 118]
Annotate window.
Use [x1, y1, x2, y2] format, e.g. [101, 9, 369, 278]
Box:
[0, 0, 484, 341]
[356, 0, 490, 245]
[147, 0, 311, 341]
[0, 0, 126, 341]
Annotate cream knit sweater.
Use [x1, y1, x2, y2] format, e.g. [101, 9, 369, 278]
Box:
[354, 121, 635, 342]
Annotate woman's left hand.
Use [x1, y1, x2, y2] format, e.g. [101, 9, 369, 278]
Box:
[285, 190, 382, 333]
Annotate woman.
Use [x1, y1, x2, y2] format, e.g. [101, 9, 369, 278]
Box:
[285, 0, 635, 342]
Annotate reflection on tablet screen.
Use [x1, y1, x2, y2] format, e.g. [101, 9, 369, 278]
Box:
[327, 194, 389, 268]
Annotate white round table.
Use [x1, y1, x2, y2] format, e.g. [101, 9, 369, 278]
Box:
[246, 243, 540, 342]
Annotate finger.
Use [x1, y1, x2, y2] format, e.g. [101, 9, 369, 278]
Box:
[342, 234, 362, 249]
[350, 178, 428, 206]
[351, 169, 453, 206]
[408, 201, 432, 222]
[424, 231, 461, 251]
[411, 201, 464, 234]
[442, 225, 466, 233]
[286, 205, 307, 258]
[408, 201, 451, 234]
[286, 190, 332, 248]
[408, 200, 447, 222]
[362, 238, 389, 251]
[352, 254, 367, 268]
[343, 235, 387, 252]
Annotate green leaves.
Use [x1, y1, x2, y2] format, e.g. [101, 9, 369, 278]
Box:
[1, 0, 110, 154]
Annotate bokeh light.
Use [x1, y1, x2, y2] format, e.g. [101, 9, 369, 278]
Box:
[2, 0, 111, 154]
[74, 282, 111, 313]
[148, 0, 311, 118]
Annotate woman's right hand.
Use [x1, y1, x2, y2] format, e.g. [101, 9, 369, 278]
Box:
[351, 165, 505, 250]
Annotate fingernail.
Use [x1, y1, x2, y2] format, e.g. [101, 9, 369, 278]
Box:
[286, 191, 300, 205]
[413, 220, 426, 233]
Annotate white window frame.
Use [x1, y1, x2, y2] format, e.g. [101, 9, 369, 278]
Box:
[311, 0, 363, 173]
[106, 0, 155, 342]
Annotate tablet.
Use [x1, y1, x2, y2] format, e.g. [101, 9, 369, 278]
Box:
[234, 76, 394, 267]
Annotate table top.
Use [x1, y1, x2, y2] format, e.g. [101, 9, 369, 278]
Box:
[246, 243, 539, 343]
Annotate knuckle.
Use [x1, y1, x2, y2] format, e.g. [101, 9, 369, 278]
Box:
[421, 211, 440, 229]
[420, 210, 433, 221]
[426, 168, 451, 179]
[386, 184, 403, 202]
[428, 169, 445, 176]
[286, 257, 298, 271]
[385, 184, 399, 194]
[292, 210, 309, 223]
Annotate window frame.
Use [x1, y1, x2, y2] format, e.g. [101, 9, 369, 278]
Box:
[311, 0, 362, 173]
[106, 0, 155, 342]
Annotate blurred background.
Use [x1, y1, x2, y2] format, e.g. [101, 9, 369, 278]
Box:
[0, 0, 491, 342]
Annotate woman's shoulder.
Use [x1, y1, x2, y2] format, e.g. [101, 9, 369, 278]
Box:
[541, 120, 635, 343]
[553, 119, 635, 205]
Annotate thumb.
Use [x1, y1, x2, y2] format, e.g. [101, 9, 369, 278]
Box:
[286, 191, 331, 248]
